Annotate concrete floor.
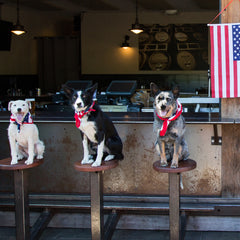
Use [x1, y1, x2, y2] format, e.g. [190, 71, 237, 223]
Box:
[1, 227, 240, 240]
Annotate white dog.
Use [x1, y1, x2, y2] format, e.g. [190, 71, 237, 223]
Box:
[8, 100, 45, 165]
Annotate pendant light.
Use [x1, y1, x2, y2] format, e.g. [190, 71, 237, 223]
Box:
[121, 35, 130, 49]
[11, 0, 26, 36]
[129, 0, 144, 34]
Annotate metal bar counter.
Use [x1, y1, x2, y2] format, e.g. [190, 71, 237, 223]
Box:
[0, 110, 230, 124]
[0, 109, 225, 197]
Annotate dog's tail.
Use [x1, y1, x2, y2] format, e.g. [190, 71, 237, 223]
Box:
[35, 140, 45, 157]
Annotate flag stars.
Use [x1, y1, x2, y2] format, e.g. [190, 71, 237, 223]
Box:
[232, 25, 240, 61]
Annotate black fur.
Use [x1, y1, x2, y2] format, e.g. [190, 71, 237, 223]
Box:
[62, 83, 123, 165]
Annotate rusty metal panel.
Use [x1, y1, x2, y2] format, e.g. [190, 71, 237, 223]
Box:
[0, 122, 221, 195]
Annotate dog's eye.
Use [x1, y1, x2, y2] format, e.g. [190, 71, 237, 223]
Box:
[158, 97, 164, 101]
[166, 98, 171, 102]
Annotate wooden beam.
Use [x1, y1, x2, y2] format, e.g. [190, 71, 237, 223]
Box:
[221, 0, 240, 197]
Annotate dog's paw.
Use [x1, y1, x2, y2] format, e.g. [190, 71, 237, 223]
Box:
[25, 158, 33, 165]
[104, 155, 115, 161]
[36, 155, 43, 159]
[81, 158, 94, 165]
[91, 161, 101, 167]
[17, 154, 24, 160]
[170, 163, 178, 168]
[11, 159, 18, 165]
[160, 161, 168, 167]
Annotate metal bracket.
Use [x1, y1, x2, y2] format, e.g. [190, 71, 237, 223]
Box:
[30, 208, 53, 240]
[104, 209, 120, 240]
[211, 124, 222, 145]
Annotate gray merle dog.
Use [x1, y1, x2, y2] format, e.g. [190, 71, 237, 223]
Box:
[150, 82, 189, 168]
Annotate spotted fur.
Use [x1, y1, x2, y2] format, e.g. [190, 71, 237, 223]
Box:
[150, 82, 189, 168]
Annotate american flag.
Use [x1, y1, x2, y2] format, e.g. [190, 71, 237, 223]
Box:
[209, 23, 240, 98]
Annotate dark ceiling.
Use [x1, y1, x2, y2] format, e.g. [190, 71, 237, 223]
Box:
[2, 0, 219, 16]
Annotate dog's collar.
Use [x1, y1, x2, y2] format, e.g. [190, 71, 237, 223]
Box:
[10, 112, 33, 133]
[74, 101, 96, 128]
[156, 100, 182, 136]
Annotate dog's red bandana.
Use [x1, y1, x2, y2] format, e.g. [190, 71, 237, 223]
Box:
[10, 112, 33, 132]
[156, 100, 183, 137]
[74, 102, 96, 128]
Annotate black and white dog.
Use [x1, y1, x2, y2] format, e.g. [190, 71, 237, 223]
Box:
[63, 83, 124, 167]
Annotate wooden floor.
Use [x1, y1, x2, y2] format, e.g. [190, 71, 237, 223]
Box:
[1, 227, 240, 240]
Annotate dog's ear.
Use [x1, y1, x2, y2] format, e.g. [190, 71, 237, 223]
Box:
[150, 82, 160, 97]
[8, 101, 14, 111]
[26, 101, 32, 109]
[172, 85, 180, 99]
[86, 83, 98, 98]
[62, 84, 74, 99]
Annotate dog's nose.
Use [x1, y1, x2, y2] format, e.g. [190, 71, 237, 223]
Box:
[77, 103, 82, 108]
[161, 105, 166, 110]
[17, 108, 22, 112]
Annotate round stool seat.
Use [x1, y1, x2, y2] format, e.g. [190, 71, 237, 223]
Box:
[0, 157, 44, 171]
[74, 160, 118, 172]
[153, 159, 196, 173]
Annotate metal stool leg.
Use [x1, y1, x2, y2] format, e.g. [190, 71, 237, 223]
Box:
[90, 171, 104, 240]
[14, 169, 30, 240]
[169, 172, 180, 240]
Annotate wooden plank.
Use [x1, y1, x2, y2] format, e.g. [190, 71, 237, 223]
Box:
[222, 124, 240, 197]
[221, 0, 240, 24]
[169, 173, 180, 240]
[221, 0, 240, 197]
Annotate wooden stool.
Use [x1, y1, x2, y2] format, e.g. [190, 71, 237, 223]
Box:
[74, 160, 118, 240]
[0, 157, 44, 240]
[153, 159, 196, 240]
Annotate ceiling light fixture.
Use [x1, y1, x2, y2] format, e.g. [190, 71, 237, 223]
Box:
[11, 0, 26, 36]
[121, 35, 130, 49]
[129, 0, 144, 34]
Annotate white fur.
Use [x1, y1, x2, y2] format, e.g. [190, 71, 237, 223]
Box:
[8, 100, 45, 165]
[81, 134, 94, 164]
[92, 138, 105, 167]
[79, 117, 97, 143]
[74, 91, 85, 112]
[79, 116, 111, 167]
[74, 92, 109, 167]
